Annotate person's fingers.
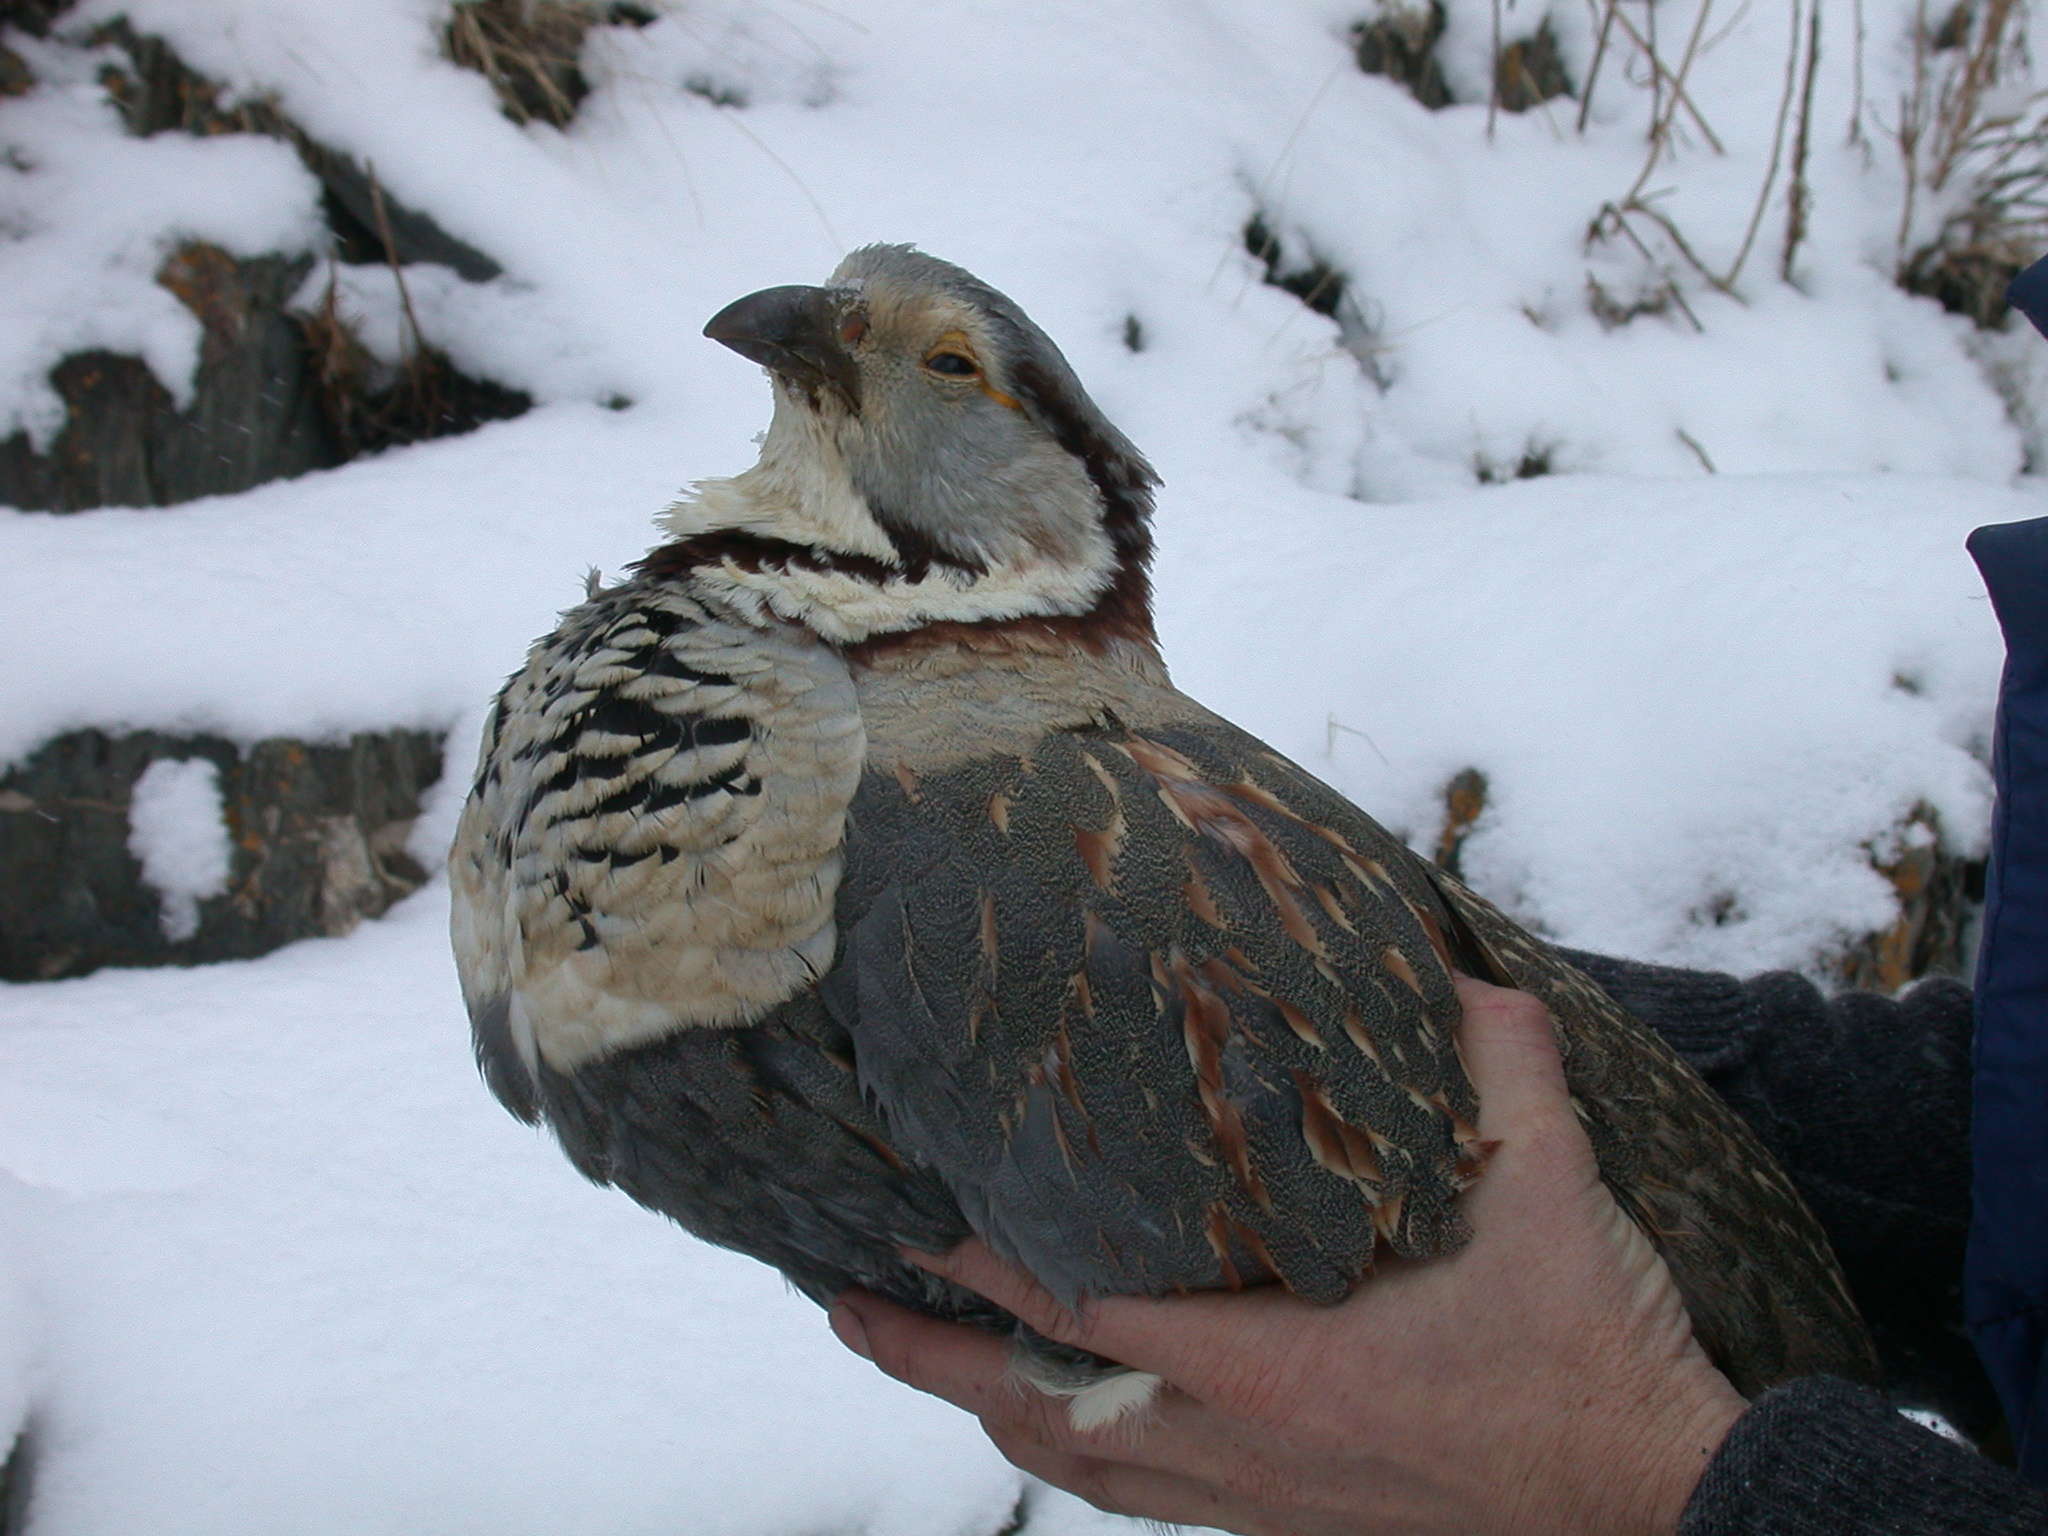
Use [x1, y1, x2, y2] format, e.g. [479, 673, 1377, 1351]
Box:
[902, 1239, 1355, 1425]
[899, 1240, 1216, 1380]
[1451, 977, 1571, 1135]
[830, 1290, 1024, 1421]
[1451, 977, 1711, 1386]
[837, 1287, 1262, 1470]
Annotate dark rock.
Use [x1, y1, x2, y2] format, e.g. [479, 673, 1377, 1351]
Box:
[0, 24, 547, 514]
[0, 25, 538, 512]
[0, 236, 533, 511]
[0, 1420, 31, 1536]
[301, 139, 503, 282]
[0, 23, 537, 512]
[94, 19, 268, 137]
[0, 246, 338, 511]
[1475, 439, 1556, 483]
[1242, 211, 1388, 388]
[0, 727, 445, 981]
[0, 0, 68, 38]
[1352, 1, 1452, 110]
[297, 273, 533, 460]
[1930, 0, 1973, 51]
[1495, 18, 1573, 113]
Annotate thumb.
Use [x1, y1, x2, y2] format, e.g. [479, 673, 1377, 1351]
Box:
[1452, 977, 1600, 1196]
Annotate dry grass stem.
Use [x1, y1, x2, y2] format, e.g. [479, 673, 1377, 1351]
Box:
[1648, 0, 1662, 129]
[1850, 0, 1869, 146]
[1489, 0, 1503, 139]
[1604, 2, 1726, 153]
[445, 0, 594, 128]
[1723, 0, 1803, 288]
[365, 163, 426, 360]
[1625, 0, 1720, 204]
[1577, 0, 1620, 132]
[1781, 0, 1822, 282]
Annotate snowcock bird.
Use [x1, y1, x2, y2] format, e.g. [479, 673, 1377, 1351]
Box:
[450, 244, 1874, 1427]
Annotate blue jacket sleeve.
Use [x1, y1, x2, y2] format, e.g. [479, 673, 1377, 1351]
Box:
[1966, 511, 2048, 1487]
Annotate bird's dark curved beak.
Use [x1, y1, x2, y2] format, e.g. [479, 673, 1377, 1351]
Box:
[704, 285, 861, 411]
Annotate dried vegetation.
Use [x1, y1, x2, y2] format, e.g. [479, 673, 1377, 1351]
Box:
[443, 0, 657, 128]
[1352, 0, 2044, 335]
[1339, 0, 2004, 976]
[1895, 0, 2048, 327]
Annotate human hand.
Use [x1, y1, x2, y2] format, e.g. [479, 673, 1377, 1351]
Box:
[828, 979, 1748, 1536]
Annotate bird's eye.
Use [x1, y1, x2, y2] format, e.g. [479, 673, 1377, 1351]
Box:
[924, 351, 978, 377]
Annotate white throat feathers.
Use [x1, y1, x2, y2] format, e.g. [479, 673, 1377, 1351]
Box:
[658, 382, 1123, 646]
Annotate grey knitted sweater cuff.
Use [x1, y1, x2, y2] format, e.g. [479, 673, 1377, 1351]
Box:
[1679, 1376, 2048, 1533]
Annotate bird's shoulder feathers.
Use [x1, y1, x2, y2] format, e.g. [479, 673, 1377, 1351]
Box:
[449, 577, 863, 1107]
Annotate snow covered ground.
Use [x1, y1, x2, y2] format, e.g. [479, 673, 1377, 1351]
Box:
[2, 0, 2042, 1529]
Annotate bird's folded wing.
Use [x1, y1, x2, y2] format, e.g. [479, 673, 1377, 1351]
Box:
[825, 715, 1490, 1306]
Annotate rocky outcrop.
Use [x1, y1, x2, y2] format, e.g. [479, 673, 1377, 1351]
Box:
[0, 728, 444, 981]
[0, 22, 530, 515]
[0, 248, 333, 512]
[0, 17, 478, 982]
[93, 20, 502, 280]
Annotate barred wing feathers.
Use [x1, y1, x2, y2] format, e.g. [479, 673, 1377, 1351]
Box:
[450, 583, 866, 1108]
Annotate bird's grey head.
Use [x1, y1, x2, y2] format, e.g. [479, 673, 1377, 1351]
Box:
[673, 245, 1159, 649]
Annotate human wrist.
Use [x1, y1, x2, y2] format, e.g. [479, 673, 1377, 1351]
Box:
[1513, 1357, 1744, 1536]
[1608, 1371, 1747, 1536]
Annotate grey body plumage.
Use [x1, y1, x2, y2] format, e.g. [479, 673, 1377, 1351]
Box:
[451, 245, 1875, 1420]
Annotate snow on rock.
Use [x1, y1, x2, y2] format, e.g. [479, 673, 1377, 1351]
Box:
[124, 758, 231, 943]
[0, 31, 321, 447]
